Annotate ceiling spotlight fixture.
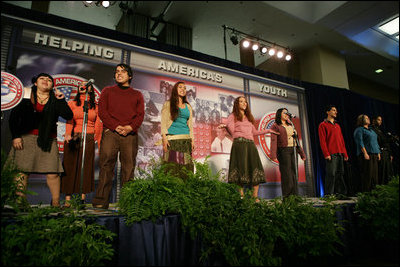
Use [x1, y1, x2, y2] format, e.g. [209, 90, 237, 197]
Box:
[230, 34, 239, 46]
[375, 69, 383, 73]
[83, 1, 94, 6]
[252, 43, 259, 51]
[242, 40, 250, 48]
[260, 46, 268, 54]
[101, 1, 110, 8]
[268, 48, 276, 56]
[222, 25, 293, 62]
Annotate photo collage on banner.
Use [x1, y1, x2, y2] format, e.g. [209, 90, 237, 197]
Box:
[132, 70, 243, 181]
[2, 18, 310, 192]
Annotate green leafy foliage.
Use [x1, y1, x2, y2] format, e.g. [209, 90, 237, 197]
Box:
[119, 158, 344, 266]
[355, 176, 399, 241]
[1, 149, 37, 212]
[1, 207, 116, 266]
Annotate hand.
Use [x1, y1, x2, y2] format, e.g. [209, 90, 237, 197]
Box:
[272, 158, 278, 162]
[344, 157, 349, 161]
[325, 155, 331, 161]
[267, 129, 280, 135]
[115, 125, 124, 135]
[390, 156, 393, 162]
[64, 134, 72, 143]
[301, 156, 306, 161]
[54, 89, 65, 99]
[162, 138, 170, 153]
[363, 153, 370, 160]
[378, 154, 381, 161]
[120, 125, 133, 136]
[12, 138, 23, 150]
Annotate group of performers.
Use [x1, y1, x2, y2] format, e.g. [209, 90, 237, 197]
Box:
[5, 64, 398, 208]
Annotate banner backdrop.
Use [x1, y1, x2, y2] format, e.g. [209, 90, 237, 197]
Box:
[1, 16, 312, 196]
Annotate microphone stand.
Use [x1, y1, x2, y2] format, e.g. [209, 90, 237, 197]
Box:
[78, 87, 90, 205]
[288, 118, 300, 187]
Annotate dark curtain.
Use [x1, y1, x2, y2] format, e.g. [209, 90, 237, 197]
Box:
[303, 82, 399, 196]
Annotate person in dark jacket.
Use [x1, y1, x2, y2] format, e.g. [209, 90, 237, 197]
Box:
[6, 73, 73, 207]
[270, 108, 306, 198]
[370, 115, 393, 185]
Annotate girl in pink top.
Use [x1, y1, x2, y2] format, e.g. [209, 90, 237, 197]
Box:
[223, 96, 278, 201]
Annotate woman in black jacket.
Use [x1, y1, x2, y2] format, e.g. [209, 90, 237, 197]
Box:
[7, 73, 73, 207]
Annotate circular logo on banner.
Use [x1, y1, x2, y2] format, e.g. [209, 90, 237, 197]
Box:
[52, 74, 101, 152]
[1, 72, 24, 111]
[258, 112, 278, 165]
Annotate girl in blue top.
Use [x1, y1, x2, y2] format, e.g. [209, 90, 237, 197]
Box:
[160, 81, 194, 178]
[353, 114, 381, 192]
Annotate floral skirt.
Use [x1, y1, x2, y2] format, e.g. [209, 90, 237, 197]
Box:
[228, 137, 265, 186]
[163, 137, 193, 179]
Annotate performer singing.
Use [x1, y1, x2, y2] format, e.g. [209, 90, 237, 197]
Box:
[61, 81, 102, 207]
[222, 96, 279, 201]
[270, 108, 306, 198]
[161, 81, 194, 179]
[6, 73, 73, 208]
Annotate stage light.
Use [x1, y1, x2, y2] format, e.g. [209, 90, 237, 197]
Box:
[230, 34, 239, 45]
[83, 1, 94, 6]
[260, 46, 268, 54]
[101, 1, 110, 8]
[222, 25, 293, 62]
[252, 43, 259, 51]
[268, 48, 276, 56]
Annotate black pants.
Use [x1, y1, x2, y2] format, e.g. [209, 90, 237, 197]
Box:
[378, 149, 393, 185]
[357, 153, 379, 192]
[325, 154, 347, 195]
[277, 147, 298, 198]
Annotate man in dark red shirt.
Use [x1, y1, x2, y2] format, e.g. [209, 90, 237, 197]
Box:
[318, 105, 348, 196]
[92, 64, 145, 209]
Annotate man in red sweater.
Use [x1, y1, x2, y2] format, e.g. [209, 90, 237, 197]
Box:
[92, 64, 144, 209]
[318, 105, 349, 196]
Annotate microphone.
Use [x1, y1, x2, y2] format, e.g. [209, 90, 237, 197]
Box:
[287, 112, 296, 118]
[81, 79, 95, 89]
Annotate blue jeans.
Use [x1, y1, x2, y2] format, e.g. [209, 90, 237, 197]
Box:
[325, 154, 347, 195]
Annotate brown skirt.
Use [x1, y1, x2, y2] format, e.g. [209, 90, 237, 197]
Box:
[6, 134, 63, 174]
[61, 134, 95, 194]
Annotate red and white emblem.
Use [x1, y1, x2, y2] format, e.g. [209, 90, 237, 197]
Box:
[52, 74, 100, 152]
[1, 72, 24, 111]
[258, 112, 278, 165]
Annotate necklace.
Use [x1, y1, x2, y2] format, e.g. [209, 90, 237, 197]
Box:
[37, 93, 49, 103]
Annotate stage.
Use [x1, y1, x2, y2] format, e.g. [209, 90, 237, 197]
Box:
[6, 197, 396, 266]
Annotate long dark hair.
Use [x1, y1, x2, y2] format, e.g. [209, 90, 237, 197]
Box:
[232, 96, 254, 123]
[74, 86, 96, 109]
[169, 81, 189, 121]
[275, 108, 288, 125]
